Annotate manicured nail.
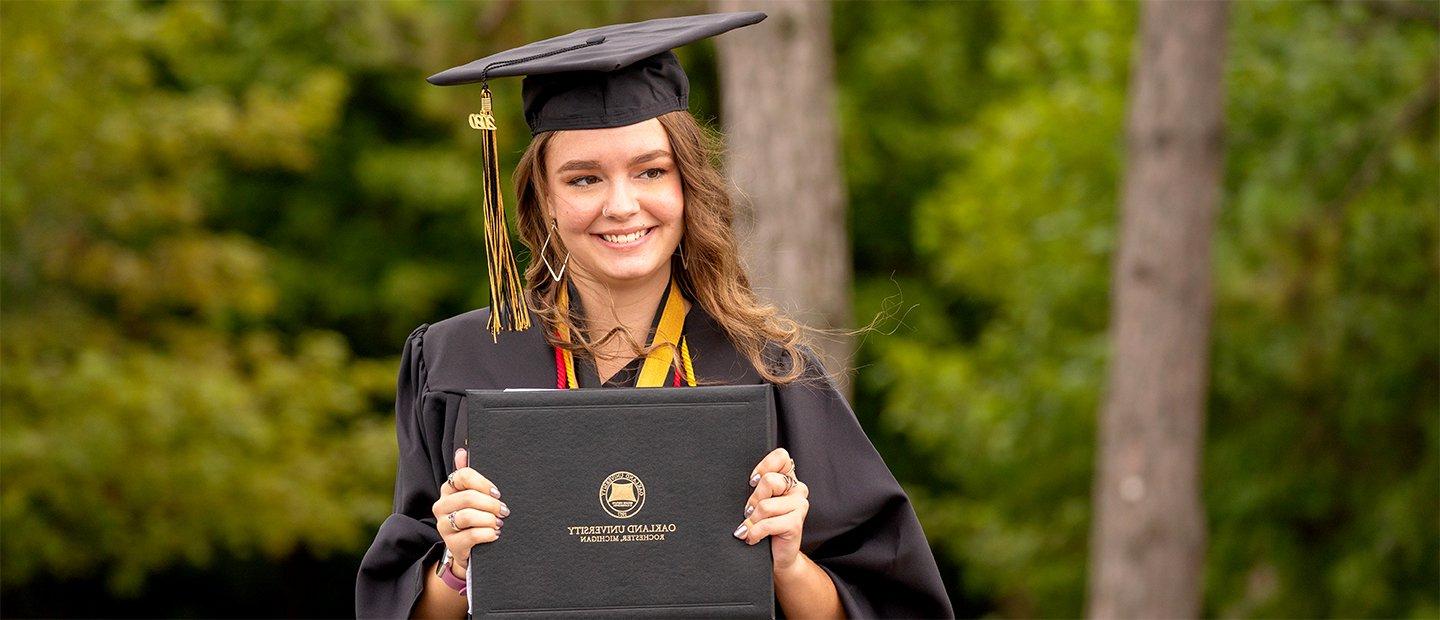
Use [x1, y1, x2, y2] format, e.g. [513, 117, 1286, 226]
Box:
[749, 472, 761, 487]
[733, 524, 748, 539]
[489, 486, 502, 499]
[744, 504, 754, 517]
[499, 503, 511, 517]
[495, 517, 504, 528]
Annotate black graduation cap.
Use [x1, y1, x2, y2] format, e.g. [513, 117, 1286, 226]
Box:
[428, 12, 767, 339]
[428, 11, 766, 135]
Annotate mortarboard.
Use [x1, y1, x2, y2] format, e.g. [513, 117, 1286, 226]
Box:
[428, 12, 766, 339]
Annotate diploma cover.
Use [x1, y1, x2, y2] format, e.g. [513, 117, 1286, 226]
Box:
[465, 384, 777, 618]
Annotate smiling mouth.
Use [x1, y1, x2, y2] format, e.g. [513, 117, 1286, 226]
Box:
[596, 227, 654, 245]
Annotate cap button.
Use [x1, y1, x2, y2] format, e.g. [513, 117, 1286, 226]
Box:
[586, 35, 606, 45]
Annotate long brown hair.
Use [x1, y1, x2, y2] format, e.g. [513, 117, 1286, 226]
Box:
[513, 110, 812, 385]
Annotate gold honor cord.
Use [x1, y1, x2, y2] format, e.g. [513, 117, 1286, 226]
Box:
[556, 277, 696, 388]
[680, 335, 696, 387]
[554, 286, 579, 389]
[472, 87, 531, 340]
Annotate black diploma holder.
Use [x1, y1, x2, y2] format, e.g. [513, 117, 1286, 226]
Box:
[464, 384, 778, 618]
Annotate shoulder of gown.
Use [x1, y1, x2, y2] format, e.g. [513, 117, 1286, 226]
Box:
[420, 307, 557, 393]
[355, 308, 552, 618]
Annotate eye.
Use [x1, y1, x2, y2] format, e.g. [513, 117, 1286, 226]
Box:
[639, 168, 668, 180]
[566, 175, 601, 187]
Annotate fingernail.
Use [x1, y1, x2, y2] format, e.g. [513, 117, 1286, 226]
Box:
[744, 504, 754, 517]
[495, 517, 504, 528]
[455, 448, 466, 459]
[499, 503, 511, 517]
[489, 486, 501, 499]
[733, 524, 748, 539]
[749, 473, 761, 487]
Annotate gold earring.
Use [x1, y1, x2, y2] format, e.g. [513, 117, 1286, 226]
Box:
[540, 220, 570, 282]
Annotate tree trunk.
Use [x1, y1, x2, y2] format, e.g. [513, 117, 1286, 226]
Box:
[713, 0, 854, 397]
[1088, 1, 1229, 618]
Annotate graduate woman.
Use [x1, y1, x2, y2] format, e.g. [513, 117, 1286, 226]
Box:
[356, 12, 952, 619]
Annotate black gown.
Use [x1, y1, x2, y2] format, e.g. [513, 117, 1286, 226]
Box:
[355, 291, 954, 619]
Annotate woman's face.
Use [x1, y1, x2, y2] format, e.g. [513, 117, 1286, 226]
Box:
[544, 118, 684, 291]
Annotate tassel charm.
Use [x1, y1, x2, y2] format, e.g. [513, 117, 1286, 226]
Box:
[472, 85, 531, 340]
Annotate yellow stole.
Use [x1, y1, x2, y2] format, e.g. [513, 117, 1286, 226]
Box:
[555, 278, 696, 388]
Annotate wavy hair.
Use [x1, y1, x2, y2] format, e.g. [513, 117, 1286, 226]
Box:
[512, 110, 813, 385]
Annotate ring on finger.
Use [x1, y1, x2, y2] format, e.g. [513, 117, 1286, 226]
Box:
[446, 472, 458, 492]
[447, 511, 460, 532]
[782, 472, 798, 495]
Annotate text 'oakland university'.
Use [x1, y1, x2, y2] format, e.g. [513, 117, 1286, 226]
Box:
[565, 523, 678, 543]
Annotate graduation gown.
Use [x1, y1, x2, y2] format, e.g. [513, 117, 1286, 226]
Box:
[355, 295, 954, 618]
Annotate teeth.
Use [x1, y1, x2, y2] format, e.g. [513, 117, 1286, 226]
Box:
[601, 228, 649, 244]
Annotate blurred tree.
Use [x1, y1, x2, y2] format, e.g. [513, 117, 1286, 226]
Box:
[1088, 1, 1228, 617]
[853, 0, 1437, 616]
[1, 1, 1435, 618]
[714, 0, 854, 395]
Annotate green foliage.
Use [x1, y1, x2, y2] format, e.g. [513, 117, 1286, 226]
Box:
[1206, 3, 1439, 616]
[1, 313, 397, 593]
[0, 0, 413, 594]
[0, 0, 698, 601]
[2, 1, 1434, 616]
[842, 3, 1130, 614]
[842, 0, 1437, 616]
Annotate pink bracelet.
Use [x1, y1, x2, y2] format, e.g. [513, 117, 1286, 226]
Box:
[441, 564, 467, 595]
[437, 548, 468, 595]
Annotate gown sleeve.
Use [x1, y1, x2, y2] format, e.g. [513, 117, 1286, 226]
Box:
[777, 348, 954, 619]
[356, 324, 450, 619]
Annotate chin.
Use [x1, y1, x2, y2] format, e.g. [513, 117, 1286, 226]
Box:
[600, 266, 665, 283]
[589, 257, 672, 284]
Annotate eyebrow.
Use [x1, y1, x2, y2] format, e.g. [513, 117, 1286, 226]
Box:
[628, 149, 672, 165]
[555, 149, 672, 174]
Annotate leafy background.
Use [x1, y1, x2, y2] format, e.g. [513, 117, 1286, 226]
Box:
[1, 1, 1434, 617]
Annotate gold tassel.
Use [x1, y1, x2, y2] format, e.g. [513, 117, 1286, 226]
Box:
[470, 85, 531, 340]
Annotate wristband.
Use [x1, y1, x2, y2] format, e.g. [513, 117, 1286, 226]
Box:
[437, 548, 468, 595]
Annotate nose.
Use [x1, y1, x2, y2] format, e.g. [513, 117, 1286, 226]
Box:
[603, 179, 641, 219]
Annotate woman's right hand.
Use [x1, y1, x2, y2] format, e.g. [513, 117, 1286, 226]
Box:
[432, 448, 509, 578]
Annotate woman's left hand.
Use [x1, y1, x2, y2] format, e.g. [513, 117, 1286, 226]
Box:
[735, 448, 808, 572]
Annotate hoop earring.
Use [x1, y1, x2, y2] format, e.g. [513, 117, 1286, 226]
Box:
[540, 220, 570, 282]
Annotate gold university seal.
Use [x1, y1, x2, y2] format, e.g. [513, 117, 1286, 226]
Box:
[599, 471, 646, 519]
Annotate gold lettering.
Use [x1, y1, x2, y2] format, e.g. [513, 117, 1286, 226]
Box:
[468, 113, 497, 131]
[565, 523, 678, 542]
